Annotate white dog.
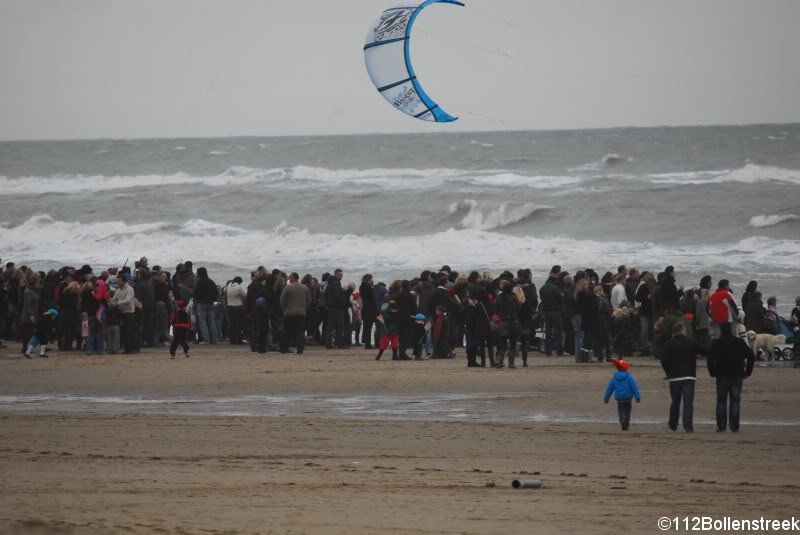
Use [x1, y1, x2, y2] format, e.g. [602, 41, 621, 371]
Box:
[746, 331, 786, 361]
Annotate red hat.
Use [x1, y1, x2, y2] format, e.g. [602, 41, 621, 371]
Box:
[611, 358, 630, 371]
[176, 299, 187, 308]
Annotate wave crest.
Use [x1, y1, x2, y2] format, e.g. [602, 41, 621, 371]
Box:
[448, 199, 553, 231]
[749, 214, 800, 228]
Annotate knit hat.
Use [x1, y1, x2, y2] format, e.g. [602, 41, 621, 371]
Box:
[415, 313, 425, 321]
[176, 300, 187, 308]
[46, 308, 59, 318]
[611, 358, 630, 371]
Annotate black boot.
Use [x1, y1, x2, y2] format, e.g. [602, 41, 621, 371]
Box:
[375, 348, 385, 360]
[467, 348, 479, 367]
[391, 348, 399, 361]
[522, 350, 528, 367]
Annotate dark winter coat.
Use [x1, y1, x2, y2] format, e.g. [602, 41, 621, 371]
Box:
[708, 333, 755, 378]
[360, 281, 378, 320]
[661, 334, 707, 379]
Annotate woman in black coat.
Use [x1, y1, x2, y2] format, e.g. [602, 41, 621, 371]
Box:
[494, 280, 521, 369]
[359, 274, 378, 349]
[396, 280, 417, 358]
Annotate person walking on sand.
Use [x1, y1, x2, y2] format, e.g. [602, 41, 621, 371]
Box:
[280, 272, 311, 354]
[707, 322, 755, 432]
[603, 357, 641, 431]
[168, 299, 192, 359]
[661, 322, 707, 432]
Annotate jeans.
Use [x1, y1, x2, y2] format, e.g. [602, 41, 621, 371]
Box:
[362, 316, 375, 346]
[572, 315, 584, 362]
[86, 317, 104, 353]
[617, 400, 632, 430]
[196, 303, 218, 344]
[120, 313, 139, 352]
[280, 315, 306, 353]
[716, 376, 743, 431]
[227, 306, 244, 344]
[328, 308, 346, 347]
[639, 315, 652, 353]
[544, 310, 563, 355]
[60, 308, 79, 350]
[669, 379, 695, 431]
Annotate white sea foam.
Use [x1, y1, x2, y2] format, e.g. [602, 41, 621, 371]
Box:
[208, 150, 230, 155]
[3, 215, 799, 276]
[448, 199, 553, 231]
[648, 164, 800, 186]
[749, 214, 800, 228]
[0, 166, 585, 195]
[172, 146, 187, 151]
[469, 140, 495, 148]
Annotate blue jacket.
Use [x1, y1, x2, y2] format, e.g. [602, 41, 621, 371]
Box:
[604, 371, 641, 402]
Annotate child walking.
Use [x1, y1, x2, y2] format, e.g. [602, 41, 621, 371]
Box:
[25, 308, 58, 359]
[168, 300, 192, 359]
[603, 357, 641, 430]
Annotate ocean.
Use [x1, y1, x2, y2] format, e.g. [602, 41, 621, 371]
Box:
[1, 124, 798, 314]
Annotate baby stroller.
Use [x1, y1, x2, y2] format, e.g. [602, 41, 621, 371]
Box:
[774, 316, 797, 360]
[529, 311, 545, 353]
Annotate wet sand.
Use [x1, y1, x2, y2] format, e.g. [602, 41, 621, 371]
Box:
[1, 345, 799, 534]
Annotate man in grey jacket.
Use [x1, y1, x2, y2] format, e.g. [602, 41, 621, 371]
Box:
[280, 272, 311, 354]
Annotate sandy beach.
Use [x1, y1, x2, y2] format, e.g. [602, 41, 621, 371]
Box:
[1, 346, 799, 534]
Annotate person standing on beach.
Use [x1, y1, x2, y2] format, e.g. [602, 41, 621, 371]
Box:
[540, 268, 564, 356]
[661, 322, 707, 432]
[708, 279, 740, 341]
[111, 272, 138, 354]
[194, 268, 219, 344]
[279, 272, 311, 354]
[359, 274, 378, 349]
[168, 300, 192, 359]
[325, 269, 347, 349]
[707, 322, 755, 432]
[225, 276, 247, 345]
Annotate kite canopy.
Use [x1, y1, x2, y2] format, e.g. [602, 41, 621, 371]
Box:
[363, 0, 464, 122]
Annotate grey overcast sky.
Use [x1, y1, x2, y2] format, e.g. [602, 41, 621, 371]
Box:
[1, 0, 799, 141]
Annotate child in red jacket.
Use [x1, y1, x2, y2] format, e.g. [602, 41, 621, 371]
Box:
[169, 300, 192, 359]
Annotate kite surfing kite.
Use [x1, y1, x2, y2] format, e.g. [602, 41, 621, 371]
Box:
[363, 0, 464, 122]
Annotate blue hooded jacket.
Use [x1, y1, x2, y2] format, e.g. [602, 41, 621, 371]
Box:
[604, 371, 641, 402]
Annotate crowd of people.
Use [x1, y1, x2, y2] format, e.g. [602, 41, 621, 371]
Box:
[1, 258, 798, 364]
[2, 257, 798, 432]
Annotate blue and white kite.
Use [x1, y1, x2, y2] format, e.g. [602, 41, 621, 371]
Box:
[363, 0, 464, 122]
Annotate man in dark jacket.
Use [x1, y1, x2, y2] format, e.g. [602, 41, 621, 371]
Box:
[707, 322, 755, 432]
[194, 267, 219, 344]
[661, 322, 707, 432]
[539, 272, 563, 356]
[325, 268, 347, 348]
[135, 269, 157, 347]
[246, 272, 270, 352]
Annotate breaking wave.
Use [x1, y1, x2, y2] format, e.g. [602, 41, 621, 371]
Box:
[2, 214, 799, 276]
[749, 214, 800, 228]
[448, 200, 554, 231]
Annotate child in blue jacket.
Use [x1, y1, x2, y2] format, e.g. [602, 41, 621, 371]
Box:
[604, 357, 641, 430]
